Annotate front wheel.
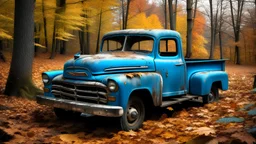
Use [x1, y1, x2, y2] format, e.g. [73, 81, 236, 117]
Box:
[120, 96, 145, 131]
[203, 85, 219, 104]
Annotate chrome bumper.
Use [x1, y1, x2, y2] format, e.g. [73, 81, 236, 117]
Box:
[36, 95, 123, 117]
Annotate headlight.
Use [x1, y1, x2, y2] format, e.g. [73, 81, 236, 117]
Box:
[42, 74, 50, 84]
[107, 80, 118, 92]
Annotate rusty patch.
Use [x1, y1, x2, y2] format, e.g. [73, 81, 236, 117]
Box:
[110, 51, 136, 57]
[125, 73, 143, 78]
[152, 88, 158, 106]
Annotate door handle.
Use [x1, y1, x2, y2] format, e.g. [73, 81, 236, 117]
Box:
[175, 63, 184, 66]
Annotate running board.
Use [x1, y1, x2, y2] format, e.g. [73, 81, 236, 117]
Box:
[161, 95, 199, 107]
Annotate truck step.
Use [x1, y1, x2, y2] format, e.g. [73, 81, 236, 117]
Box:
[161, 95, 199, 107]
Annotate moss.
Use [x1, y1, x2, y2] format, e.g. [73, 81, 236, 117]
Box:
[19, 79, 43, 100]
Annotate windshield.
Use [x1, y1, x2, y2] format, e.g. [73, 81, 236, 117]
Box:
[101, 36, 154, 54]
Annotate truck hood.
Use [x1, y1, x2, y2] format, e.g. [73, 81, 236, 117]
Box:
[63, 52, 155, 79]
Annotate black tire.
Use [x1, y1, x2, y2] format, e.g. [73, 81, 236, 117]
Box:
[203, 85, 219, 104]
[120, 96, 145, 131]
[54, 108, 81, 119]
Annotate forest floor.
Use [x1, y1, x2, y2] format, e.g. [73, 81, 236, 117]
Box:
[0, 53, 256, 144]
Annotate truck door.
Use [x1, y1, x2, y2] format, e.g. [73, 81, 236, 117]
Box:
[154, 38, 186, 97]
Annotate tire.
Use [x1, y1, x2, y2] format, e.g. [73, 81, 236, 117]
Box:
[120, 96, 145, 131]
[54, 108, 81, 119]
[203, 85, 219, 104]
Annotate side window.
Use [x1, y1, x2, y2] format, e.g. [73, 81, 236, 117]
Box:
[159, 39, 177, 56]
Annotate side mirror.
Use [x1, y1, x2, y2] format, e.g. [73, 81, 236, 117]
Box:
[74, 52, 81, 60]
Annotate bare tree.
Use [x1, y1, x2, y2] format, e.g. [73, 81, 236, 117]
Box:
[121, 0, 130, 29]
[192, 0, 198, 28]
[209, 0, 215, 59]
[164, 0, 168, 29]
[96, 9, 103, 54]
[186, 0, 193, 58]
[218, 0, 224, 59]
[168, 0, 174, 30]
[173, 0, 177, 30]
[42, 0, 48, 53]
[229, 0, 245, 64]
[124, 0, 130, 29]
[5, 0, 41, 97]
[50, 0, 66, 59]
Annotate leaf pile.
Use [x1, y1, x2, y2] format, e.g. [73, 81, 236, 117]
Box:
[0, 53, 256, 143]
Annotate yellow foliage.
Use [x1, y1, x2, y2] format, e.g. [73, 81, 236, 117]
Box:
[0, 0, 14, 40]
[128, 13, 162, 29]
[176, 10, 208, 58]
[0, 30, 12, 39]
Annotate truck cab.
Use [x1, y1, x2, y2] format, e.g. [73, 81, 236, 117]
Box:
[37, 29, 228, 131]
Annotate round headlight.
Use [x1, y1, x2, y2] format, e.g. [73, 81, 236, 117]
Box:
[108, 80, 118, 92]
[42, 74, 49, 84]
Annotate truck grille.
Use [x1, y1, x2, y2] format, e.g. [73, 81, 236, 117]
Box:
[51, 81, 108, 104]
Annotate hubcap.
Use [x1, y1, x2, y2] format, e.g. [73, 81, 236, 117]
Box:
[127, 107, 138, 122]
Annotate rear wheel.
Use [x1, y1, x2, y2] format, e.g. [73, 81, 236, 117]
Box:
[203, 85, 219, 104]
[120, 96, 145, 131]
[54, 108, 81, 119]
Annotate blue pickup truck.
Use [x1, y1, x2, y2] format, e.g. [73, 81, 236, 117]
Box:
[36, 29, 228, 131]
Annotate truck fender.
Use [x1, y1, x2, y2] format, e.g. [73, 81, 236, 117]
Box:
[43, 70, 63, 82]
[189, 71, 228, 95]
[42, 70, 63, 97]
[108, 72, 163, 110]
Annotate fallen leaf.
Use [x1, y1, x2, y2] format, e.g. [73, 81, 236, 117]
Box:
[59, 134, 83, 144]
[150, 128, 164, 135]
[119, 130, 137, 137]
[193, 127, 215, 136]
[167, 107, 174, 111]
[160, 131, 176, 139]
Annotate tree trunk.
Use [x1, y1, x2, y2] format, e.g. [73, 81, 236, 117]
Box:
[209, 0, 215, 59]
[42, 0, 48, 52]
[96, 9, 102, 54]
[34, 23, 40, 57]
[186, 0, 192, 58]
[229, 0, 244, 64]
[219, 0, 223, 59]
[79, 3, 90, 55]
[50, 19, 57, 59]
[192, 0, 198, 29]
[85, 11, 90, 54]
[122, 0, 125, 29]
[0, 40, 6, 62]
[173, 0, 177, 30]
[124, 0, 130, 29]
[79, 27, 85, 54]
[4, 0, 41, 98]
[59, 41, 66, 54]
[59, 0, 66, 55]
[168, 0, 174, 30]
[50, 0, 66, 58]
[164, 0, 167, 29]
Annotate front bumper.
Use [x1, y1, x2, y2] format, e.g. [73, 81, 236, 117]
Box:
[36, 95, 123, 117]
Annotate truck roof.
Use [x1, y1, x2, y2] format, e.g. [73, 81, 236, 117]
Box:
[103, 29, 181, 39]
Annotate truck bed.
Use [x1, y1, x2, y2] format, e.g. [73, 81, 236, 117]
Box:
[185, 59, 226, 92]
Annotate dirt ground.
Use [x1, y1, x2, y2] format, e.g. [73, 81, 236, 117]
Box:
[0, 53, 255, 143]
